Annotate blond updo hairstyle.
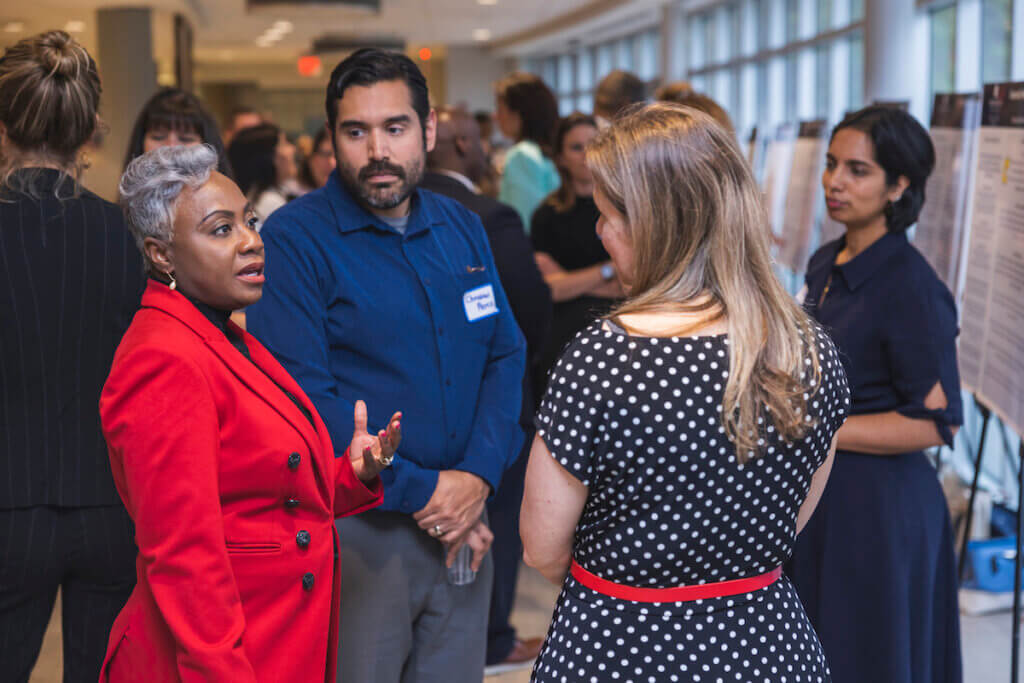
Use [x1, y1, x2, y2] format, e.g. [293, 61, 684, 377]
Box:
[0, 30, 101, 192]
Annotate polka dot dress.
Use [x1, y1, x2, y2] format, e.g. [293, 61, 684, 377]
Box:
[532, 320, 850, 683]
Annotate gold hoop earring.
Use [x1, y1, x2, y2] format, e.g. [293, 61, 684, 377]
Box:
[168, 272, 177, 291]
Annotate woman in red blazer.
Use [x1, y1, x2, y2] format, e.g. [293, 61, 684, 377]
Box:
[99, 144, 401, 682]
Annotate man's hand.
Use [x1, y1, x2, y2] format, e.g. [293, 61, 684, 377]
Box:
[348, 400, 401, 483]
[446, 519, 493, 570]
[413, 470, 489, 544]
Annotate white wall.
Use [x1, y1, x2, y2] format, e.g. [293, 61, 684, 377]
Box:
[444, 46, 510, 112]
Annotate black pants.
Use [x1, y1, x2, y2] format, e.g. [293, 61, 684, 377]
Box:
[0, 505, 136, 683]
[486, 435, 532, 665]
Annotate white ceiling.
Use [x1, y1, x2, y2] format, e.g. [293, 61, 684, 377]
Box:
[1, 0, 607, 64]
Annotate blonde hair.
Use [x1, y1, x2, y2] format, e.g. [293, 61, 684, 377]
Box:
[0, 30, 100, 192]
[587, 102, 819, 462]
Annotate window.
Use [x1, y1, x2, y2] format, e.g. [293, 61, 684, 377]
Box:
[931, 4, 957, 96]
[848, 30, 863, 111]
[595, 44, 614, 80]
[817, 0, 833, 33]
[982, 0, 1013, 84]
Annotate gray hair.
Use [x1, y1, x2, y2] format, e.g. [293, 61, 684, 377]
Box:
[119, 144, 218, 270]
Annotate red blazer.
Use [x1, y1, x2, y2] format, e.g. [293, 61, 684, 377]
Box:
[99, 281, 382, 682]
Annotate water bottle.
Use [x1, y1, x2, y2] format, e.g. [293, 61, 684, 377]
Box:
[446, 543, 476, 585]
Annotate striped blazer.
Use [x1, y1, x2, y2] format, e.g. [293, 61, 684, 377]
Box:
[0, 169, 145, 508]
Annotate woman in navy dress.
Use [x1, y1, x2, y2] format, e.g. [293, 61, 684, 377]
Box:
[787, 105, 963, 683]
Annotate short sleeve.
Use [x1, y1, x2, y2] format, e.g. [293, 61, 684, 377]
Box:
[884, 275, 963, 446]
[805, 323, 851, 468]
[534, 327, 606, 486]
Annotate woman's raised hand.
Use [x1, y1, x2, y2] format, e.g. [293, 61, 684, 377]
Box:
[348, 400, 401, 482]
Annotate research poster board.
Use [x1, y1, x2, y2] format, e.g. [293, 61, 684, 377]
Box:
[779, 120, 828, 272]
[915, 93, 981, 294]
[761, 122, 798, 244]
[958, 82, 1024, 436]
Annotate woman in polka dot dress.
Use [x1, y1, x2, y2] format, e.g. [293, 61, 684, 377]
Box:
[520, 103, 850, 683]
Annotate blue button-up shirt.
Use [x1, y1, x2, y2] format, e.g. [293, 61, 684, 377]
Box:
[247, 171, 526, 513]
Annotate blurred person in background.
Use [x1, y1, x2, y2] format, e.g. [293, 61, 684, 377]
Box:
[592, 69, 646, 127]
[494, 72, 560, 230]
[531, 113, 622, 397]
[655, 82, 735, 135]
[0, 30, 145, 682]
[123, 87, 233, 177]
[421, 108, 552, 675]
[297, 127, 337, 193]
[227, 122, 298, 220]
[224, 105, 262, 144]
[473, 109, 501, 197]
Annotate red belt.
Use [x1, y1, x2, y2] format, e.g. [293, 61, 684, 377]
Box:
[570, 560, 782, 603]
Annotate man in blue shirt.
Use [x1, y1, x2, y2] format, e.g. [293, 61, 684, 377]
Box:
[247, 49, 526, 683]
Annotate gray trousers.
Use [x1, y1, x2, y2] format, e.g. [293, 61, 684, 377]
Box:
[335, 509, 493, 683]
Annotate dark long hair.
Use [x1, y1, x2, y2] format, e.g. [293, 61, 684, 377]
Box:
[227, 123, 281, 199]
[123, 88, 233, 177]
[325, 48, 430, 134]
[298, 127, 331, 190]
[495, 72, 559, 157]
[545, 112, 597, 213]
[831, 105, 935, 232]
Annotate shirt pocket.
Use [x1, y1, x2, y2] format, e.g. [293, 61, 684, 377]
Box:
[225, 540, 282, 555]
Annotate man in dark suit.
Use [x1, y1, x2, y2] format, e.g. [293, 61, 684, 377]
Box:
[420, 109, 552, 675]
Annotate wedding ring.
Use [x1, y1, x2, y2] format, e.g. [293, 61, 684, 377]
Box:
[433, 524, 443, 537]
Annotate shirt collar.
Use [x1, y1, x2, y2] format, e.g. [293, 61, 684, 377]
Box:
[433, 169, 479, 193]
[324, 169, 443, 237]
[833, 230, 909, 291]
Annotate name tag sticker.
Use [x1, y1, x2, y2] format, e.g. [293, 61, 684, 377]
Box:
[463, 284, 498, 322]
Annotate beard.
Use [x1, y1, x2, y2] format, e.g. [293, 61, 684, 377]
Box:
[336, 153, 425, 212]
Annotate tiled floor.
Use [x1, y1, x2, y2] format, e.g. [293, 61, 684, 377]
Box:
[27, 567, 1022, 682]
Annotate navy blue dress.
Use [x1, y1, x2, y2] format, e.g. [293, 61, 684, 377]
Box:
[786, 231, 963, 683]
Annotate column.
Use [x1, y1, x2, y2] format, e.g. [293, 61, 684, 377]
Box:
[862, 0, 916, 103]
[88, 8, 158, 200]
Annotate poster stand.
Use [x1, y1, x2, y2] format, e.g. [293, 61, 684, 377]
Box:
[1014, 439, 1024, 683]
[959, 399, 994, 581]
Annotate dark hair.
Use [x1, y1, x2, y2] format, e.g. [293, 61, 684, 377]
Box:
[494, 72, 559, 156]
[123, 88, 233, 177]
[594, 70, 646, 120]
[654, 84, 734, 134]
[325, 48, 430, 134]
[226, 123, 281, 199]
[0, 30, 100, 190]
[298, 127, 331, 190]
[546, 112, 598, 213]
[832, 105, 935, 232]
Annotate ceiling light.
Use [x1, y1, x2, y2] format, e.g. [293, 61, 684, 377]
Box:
[256, 36, 275, 47]
[64, 20, 85, 33]
[3, 22, 25, 33]
[472, 28, 491, 41]
[478, 0, 498, 5]
[273, 20, 293, 33]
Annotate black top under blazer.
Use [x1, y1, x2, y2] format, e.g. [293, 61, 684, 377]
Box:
[0, 169, 145, 508]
